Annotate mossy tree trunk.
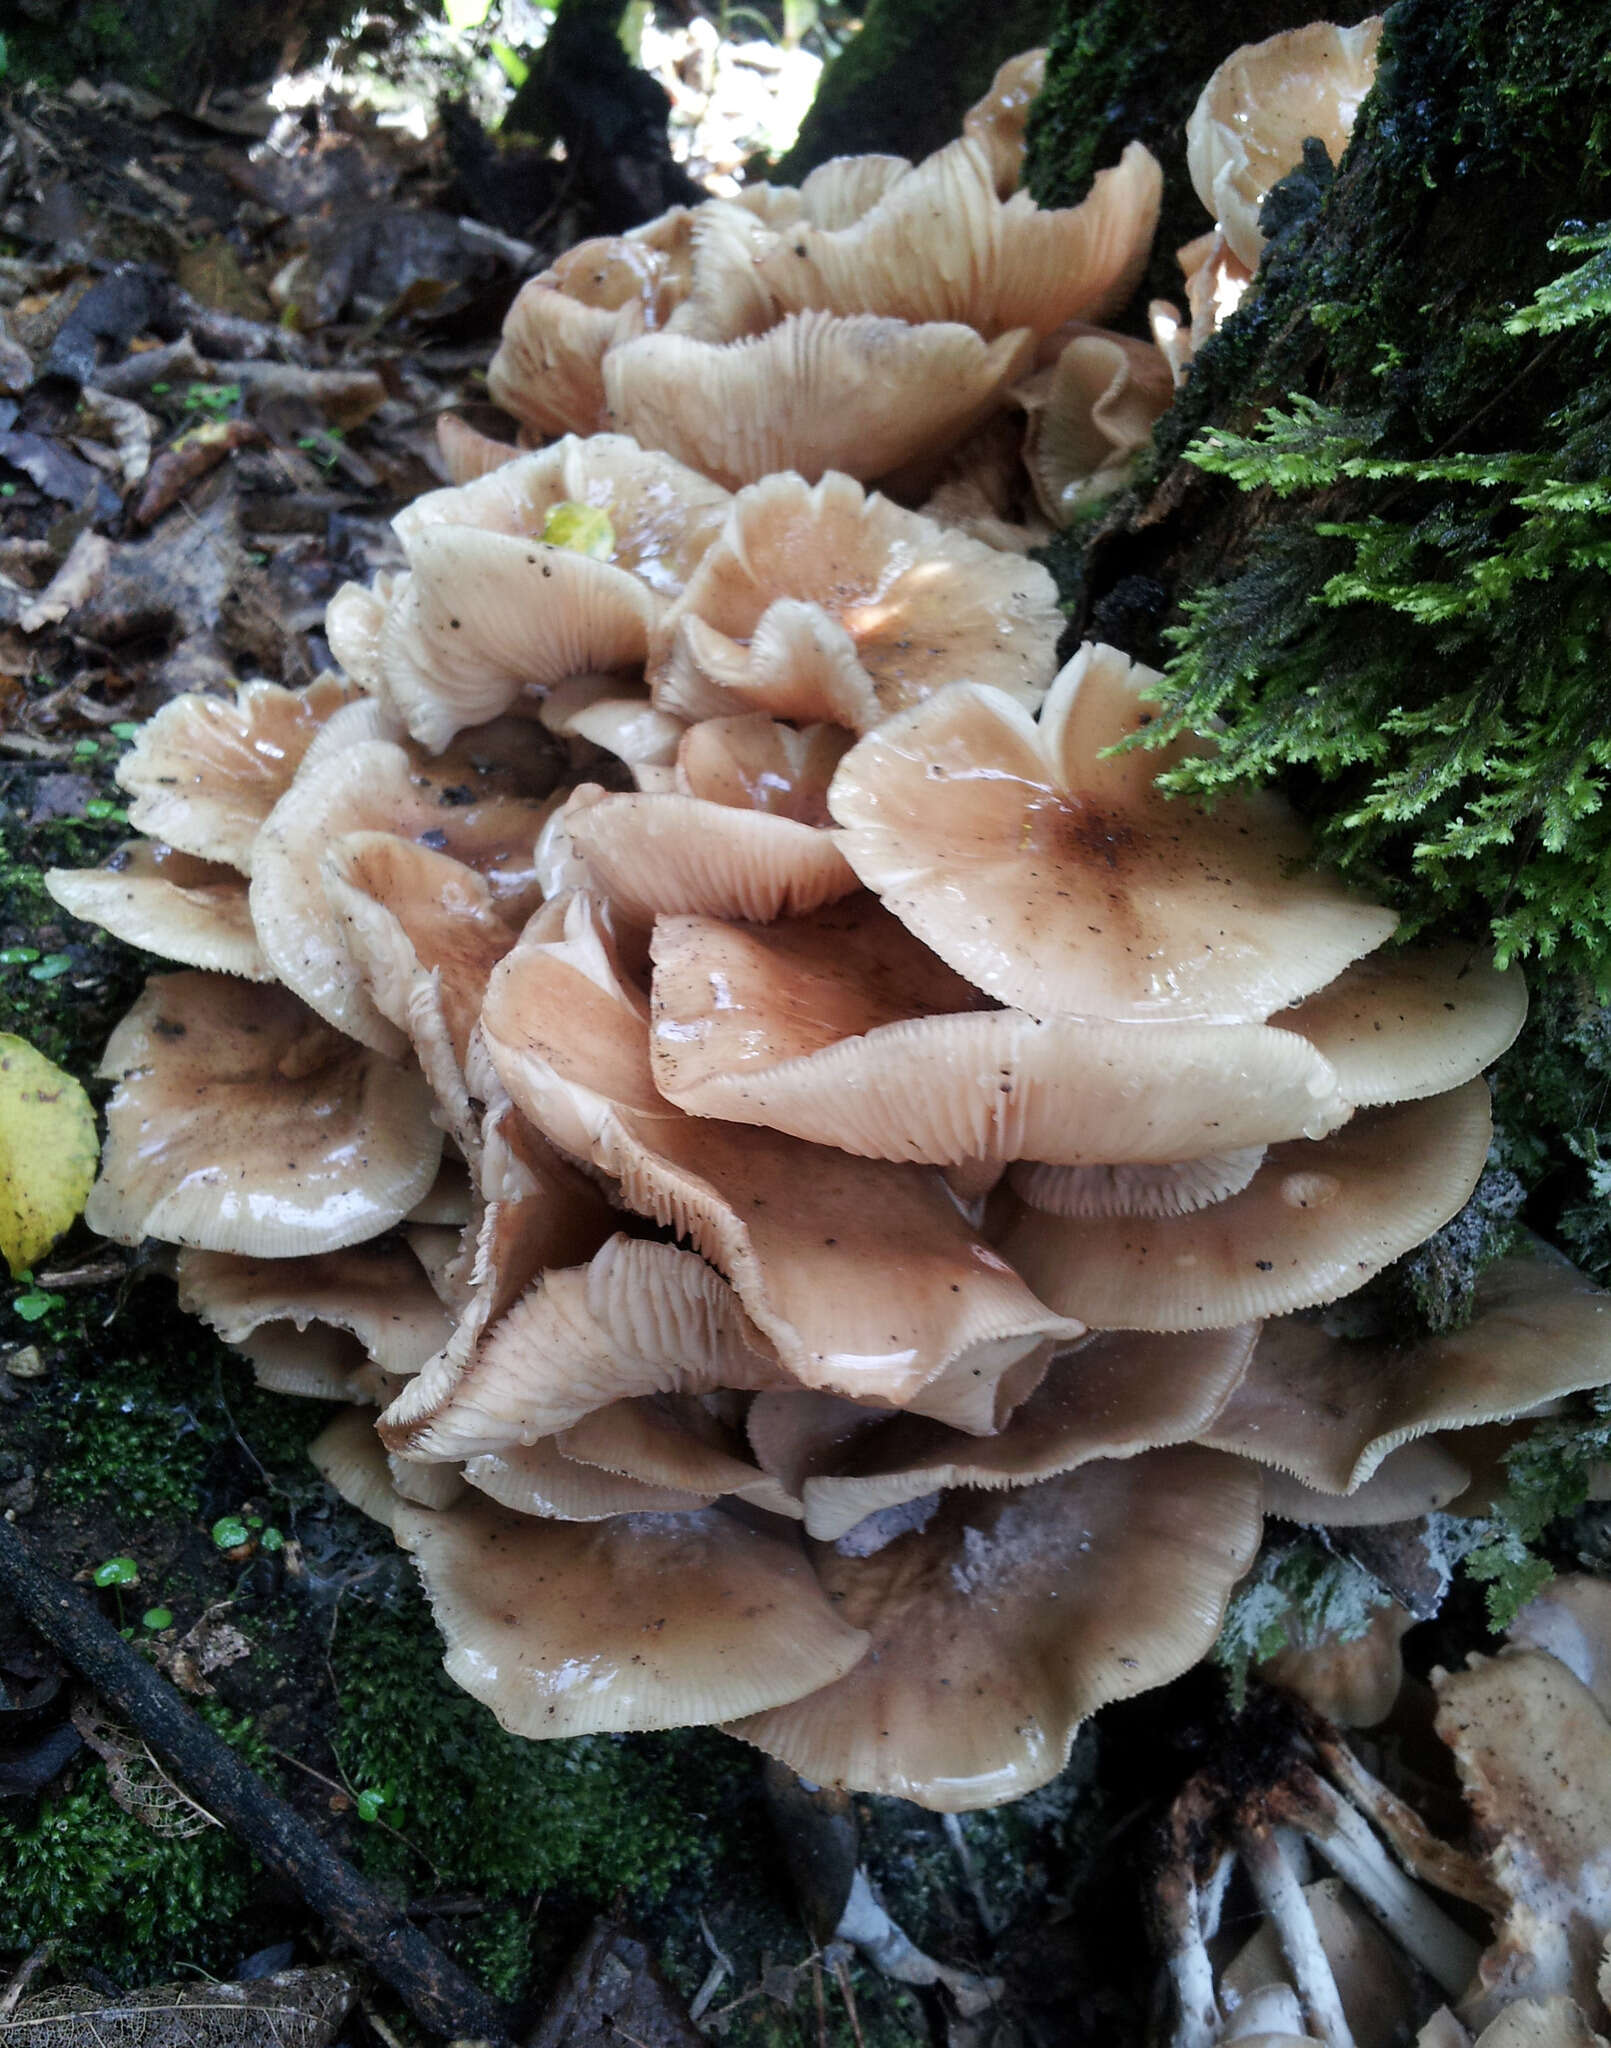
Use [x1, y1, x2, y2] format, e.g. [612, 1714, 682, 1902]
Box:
[774, 0, 1057, 176]
[1023, 0, 1611, 1302]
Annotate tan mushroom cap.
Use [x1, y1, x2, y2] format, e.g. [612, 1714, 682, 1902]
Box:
[1261, 1602, 1414, 1729]
[752, 136, 1161, 341]
[564, 782, 858, 925]
[234, 1319, 402, 1405]
[393, 433, 732, 600]
[115, 674, 363, 874]
[1259, 1439, 1477, 1526]
[1202, 1251, 1611, 1493]
[310, 1406, 402, 1531]
[486, 275, 643, 441]
[462, 1436, 711, 1519]
[177, 1241, 454, 1378]
[250, 730, 550, 1054]
[729, 1446, 1262, 1810]
[325, 579, 394, 696]
[1435, 1650, 1611, 2030]
[653, 471, 1062, 730]
[730, 154, 915, 235]
[379, 527, 662, 751]
[85, 972, 443, 1256]
[558, 1396, 800, 1518]
[601, 312, 1036, 491]
[829, 643, 1398, 1021]
[47, 841, 271, 979]
[648, 901, 1347, 1164]
[321, 832, 518, 1151]
[436, 413, 520, 485]
[1274, 944, 1528, 1107]
[393, 1234, 787, 1460]
[655, 606, 877, 728]
[379, 1094, 617, 1445]
[479, 895, 1083, 1425]
[1008, 1148, 1268, 1218]
[1473, 2001, 1611, 2048]
[1019, 327, 1175, 523]
[392, 1495, 870, 1737]
[998, 1083, 1494, 1330]
[674, 717, 853, 824]
[1187, 18, 1383, 270]
[538, 675, 686, 772]
[658, 200, 787, 346]
[797, 1323, 1257, 1541]
[962, 48, 1047, 197]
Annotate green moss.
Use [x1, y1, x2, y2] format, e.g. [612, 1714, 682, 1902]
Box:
[0, 1706, 272, 1978]
[1214, 1535, 1390, 1707]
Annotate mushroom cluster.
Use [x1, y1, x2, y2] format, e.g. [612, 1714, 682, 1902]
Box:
[46, 30, 1611, 1815]
[476, 48, 1175, 536]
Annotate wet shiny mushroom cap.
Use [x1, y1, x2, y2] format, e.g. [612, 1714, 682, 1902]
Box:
[829, 641, 1398, 1021]
[85, 971, 442, 1257]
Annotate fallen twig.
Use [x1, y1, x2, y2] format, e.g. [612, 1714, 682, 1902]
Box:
[0, 1516, 517, 2046]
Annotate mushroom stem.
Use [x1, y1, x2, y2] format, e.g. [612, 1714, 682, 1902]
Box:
[942, 1811, 1004, 1936]
[1153, 1853, 1223, 2048]
[1280, 1769, 1481, 1996]
[833, 1869, 1001, 2018]
[1237, 1821, 1355, 2048]
[1313, 1735, 1501, 1912]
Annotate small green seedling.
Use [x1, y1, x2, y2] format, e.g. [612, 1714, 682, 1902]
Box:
[211, 1515, 251, 1550]
[141, 1607, 174, 1631]
[93, 1556, 139, 1588]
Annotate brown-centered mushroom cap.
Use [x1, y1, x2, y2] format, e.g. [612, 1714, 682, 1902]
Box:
[378, 527, 662, 751]
[392, 1494, 870, 1737]
[178, 1240, 454, 1379]
[479, 894, 1083, 1425]
[601, 312, 1036, 490]
[648, 903, 1351, 1164]
[393, 1234, 787, 1460]
[997, 1083, 1494, 1330]
[1274, 944, 1528, 1107]
[115, 674, 363, 874]
[1186, 18, 1384, 270]
[795, 1323, 1256, 1540]
[393, 433, 732, 600]
[653, 470, 1062, 729]
[728, 1446, 1262, 1809]
[829, 642, 1398, 1021]
[47, 841, 271, 979]
[1258, 1439, 1476, 1526]
[962, 48, 1047, 196]
[563, 782, 859, 925]
[250, 730, 550, 1053]
[1201, 1250, 1611, 1493]
[85, 971, 443, 1256]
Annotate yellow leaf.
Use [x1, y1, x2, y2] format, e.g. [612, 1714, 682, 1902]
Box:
[541, 501, 615, 560]
[0, 1034, 98, 1277]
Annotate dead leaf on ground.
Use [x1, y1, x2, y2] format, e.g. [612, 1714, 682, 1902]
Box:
[0, 1965, 357, 2047]
[0, 1032, 98, 1277]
